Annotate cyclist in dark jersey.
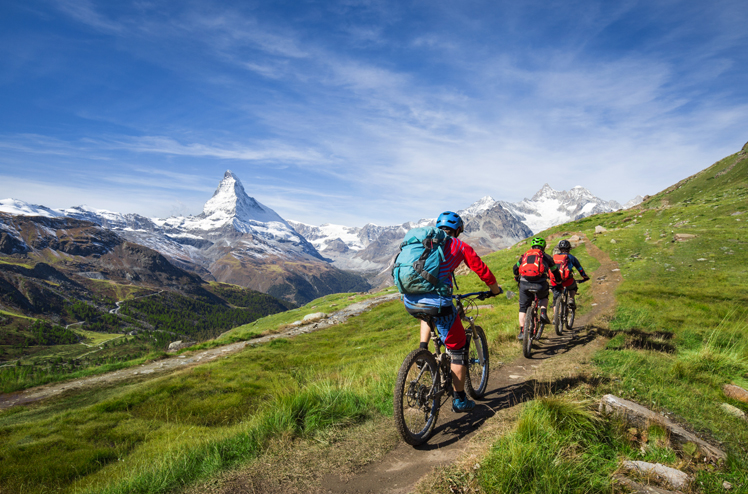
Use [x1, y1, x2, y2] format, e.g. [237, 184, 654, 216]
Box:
[550, 239, 590, 311]
[512, 237, 562, 340]
[402, 211, 501, 413]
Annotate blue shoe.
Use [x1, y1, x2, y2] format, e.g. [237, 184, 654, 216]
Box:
[452, 396, 475, 413]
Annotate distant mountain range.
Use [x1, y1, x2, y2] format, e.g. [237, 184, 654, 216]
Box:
[289, 184, 640, 279]
[1, 174, 639, 298]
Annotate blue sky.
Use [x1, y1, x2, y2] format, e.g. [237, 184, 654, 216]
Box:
[1, 0, 747, 226]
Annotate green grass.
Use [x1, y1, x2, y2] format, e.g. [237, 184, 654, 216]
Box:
[478, 397, 624, 493]
[436, 148, 748, 493]
[0, 298, 408, 493]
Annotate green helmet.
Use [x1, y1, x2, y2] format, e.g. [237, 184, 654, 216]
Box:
[530, 237, 546, 249]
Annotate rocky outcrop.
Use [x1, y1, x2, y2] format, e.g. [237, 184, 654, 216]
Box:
[599, 394, 726, 464]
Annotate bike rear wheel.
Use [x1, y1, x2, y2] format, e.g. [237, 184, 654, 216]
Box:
[565, 298, 575, 330]
[523, 302, 535, 358]
[393, 349, 440, 446]
[465, 325, 489, 399]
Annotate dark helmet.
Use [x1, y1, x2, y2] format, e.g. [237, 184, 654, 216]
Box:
[558, 239, 572, 251]
[530, 236, 546, 250]
[436, 211, 464, 235]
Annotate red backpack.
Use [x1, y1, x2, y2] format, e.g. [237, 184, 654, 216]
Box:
[553, 253, 573, 284]
[518, 248, 546, 279]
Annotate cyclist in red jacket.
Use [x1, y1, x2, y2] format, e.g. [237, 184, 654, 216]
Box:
[403, 211, 502, 412]
[512, 237, 562, 340]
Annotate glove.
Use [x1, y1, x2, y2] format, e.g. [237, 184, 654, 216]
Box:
[582, 276, 590, 282]
[514, 276, 520, 283]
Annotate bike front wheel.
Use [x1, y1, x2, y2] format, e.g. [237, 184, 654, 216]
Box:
[393, 349, 440, 446]
[465, 325, 489, 399]
[523, 303, 535, 358]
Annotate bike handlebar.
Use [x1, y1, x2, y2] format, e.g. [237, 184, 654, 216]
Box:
[453, 287, 504, 300]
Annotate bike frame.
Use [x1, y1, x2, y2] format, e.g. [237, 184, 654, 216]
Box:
[424, 292, 487, 405]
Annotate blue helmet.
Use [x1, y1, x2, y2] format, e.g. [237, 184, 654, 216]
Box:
[436, 211, 464, 235]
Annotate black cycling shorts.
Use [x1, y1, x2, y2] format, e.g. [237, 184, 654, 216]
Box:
[519, 280, 549, 313]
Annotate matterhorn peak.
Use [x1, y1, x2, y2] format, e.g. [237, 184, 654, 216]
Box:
[202, 170, 284, 224]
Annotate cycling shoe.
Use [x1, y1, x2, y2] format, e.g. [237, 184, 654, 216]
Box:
[452, 397, 475, 413]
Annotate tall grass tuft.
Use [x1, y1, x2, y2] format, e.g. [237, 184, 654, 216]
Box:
[85, 380, 379, 494]
[479, 397, 619, 494]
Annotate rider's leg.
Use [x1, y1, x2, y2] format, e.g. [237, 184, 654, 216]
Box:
[451, 362, 467, 392]
[419, 320, 430, 349]
[568, 288, 578, 307]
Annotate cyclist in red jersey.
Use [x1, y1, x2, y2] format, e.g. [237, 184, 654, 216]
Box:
[403, 211, 501, 412]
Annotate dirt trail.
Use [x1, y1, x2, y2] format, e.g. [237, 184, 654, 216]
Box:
[318, 235, 621, 494]
[0, 294, 400, 411]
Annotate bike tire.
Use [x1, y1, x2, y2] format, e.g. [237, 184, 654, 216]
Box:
[566, 300, 575, 330]
[553, 294, 563, 336]
[523, 302, 535, 358]
[393, 349, 440, 446]
[465, 325, 489, 399]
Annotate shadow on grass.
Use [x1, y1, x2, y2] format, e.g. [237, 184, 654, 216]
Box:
[598, 327, 676, 353]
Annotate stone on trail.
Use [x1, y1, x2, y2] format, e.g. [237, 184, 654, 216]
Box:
[723, 384, 748, 403]
[302, 312, 328, 323]
[720, 403, 746, 419]
[621, 461, 691, 491]
[599, 394, 727, 464]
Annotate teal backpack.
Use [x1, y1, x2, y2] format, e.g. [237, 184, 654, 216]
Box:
[392, 226, 454, 297]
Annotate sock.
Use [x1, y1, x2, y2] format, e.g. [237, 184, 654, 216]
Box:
[454, 390, 467, 401]
[419, 342, 429, 350]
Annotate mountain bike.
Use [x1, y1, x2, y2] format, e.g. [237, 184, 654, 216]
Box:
[552, 279, 588, 336]
[393, 290, 499, 446]
[522, 288, 545, 359]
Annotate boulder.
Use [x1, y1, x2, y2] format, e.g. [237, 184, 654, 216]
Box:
[302, 312, 328, 323]
[595, 225, 607, 234]
[621, 461, 690, 491]
[723, 384, 748, 403]
[568, 234, 583, 247]
[612, 475, 682, 494]
[167, 340, 195, 352]
[720, 403, 746, 419]
[599, 394, 726, 464]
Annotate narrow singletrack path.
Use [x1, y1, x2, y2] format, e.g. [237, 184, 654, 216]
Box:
[319, 235, 621, 494]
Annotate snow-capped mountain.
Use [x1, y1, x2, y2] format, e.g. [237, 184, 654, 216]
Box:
[497, 184, 623, 234]
[289, 199, 533, 277]
[0, 172, 369, 304]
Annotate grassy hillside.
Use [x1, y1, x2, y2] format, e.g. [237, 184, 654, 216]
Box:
[1, 145, 746, 493]
[433, 145, 748, 493]
[0, 235, 600, 494]
[0, 280, 295, 394]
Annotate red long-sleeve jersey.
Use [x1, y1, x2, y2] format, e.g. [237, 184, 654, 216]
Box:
[438, 237, 497, 290]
